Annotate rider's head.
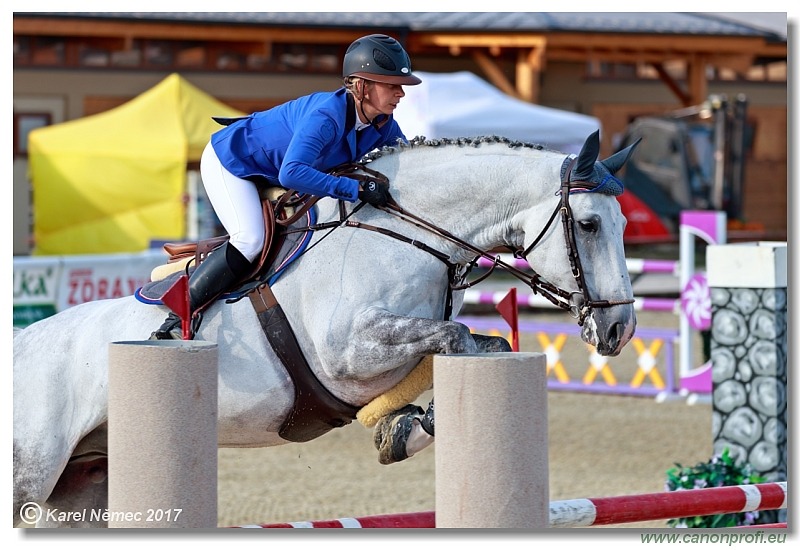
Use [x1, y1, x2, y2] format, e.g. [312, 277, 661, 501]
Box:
[343, 34, 421, 89]
[343, 34, 421, 127]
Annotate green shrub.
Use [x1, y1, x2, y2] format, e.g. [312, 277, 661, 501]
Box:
[664, 448, 766, 528]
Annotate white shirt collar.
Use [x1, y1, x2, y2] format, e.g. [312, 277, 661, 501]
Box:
[352, 101, 371, 131]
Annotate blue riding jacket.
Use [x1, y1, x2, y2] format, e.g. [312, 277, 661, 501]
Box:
[210, 88, 408, 201]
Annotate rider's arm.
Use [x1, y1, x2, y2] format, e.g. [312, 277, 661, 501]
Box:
[279, 115, 362, 201]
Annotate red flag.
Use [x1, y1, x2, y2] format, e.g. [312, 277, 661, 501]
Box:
[160, 274, 191, 340]
[495, 287, 520, 352]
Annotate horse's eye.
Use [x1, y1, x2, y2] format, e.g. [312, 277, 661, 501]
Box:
[578, 218, 599, 233]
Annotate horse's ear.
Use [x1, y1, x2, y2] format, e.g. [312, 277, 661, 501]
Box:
[601, 137, 642, 175]
[574, 130, 600, 179]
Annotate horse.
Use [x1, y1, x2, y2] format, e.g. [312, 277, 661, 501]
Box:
[13, 130, 639, 528]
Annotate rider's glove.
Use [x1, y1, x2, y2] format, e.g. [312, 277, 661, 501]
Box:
[358, 179, 390, 207]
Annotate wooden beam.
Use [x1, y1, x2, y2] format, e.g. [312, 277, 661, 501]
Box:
[516, 47, 544, 104]
[471, 50, 519, 99]
[415, 33, 547, 49]
[413, 31, 784, 60]
[707, 53, 756, 74]
[651, 63, 691, 106]
[758, 42, 788, 58]
[527, 45, 546, 71]
[13, 16, 361, 44]
[550, 49, 682, 64]
[686, 54, 708, 107]
[544, 32, 783, 57]
[548, 48, 757, 69]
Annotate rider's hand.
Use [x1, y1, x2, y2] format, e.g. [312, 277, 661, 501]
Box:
[358, 179, 390, 207]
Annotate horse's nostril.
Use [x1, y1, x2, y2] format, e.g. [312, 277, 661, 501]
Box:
[605, 322, 632, 356]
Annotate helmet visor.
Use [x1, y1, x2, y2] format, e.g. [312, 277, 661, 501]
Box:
[351, 71, 422, 86]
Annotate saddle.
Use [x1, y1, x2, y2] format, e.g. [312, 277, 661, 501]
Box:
[158, 186, 316, 284]
[154, 172, 379, 444]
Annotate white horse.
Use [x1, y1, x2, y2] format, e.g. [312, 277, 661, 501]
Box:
[13, 131, 639, 528]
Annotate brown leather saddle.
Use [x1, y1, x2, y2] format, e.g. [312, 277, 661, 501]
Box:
[161, 186, 315, 283]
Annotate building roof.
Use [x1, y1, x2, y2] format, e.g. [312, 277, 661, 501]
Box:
[18, 12, 787, 41]
[14, 11, 786, 108]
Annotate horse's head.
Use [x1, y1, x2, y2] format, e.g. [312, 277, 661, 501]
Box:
[518, 131, 640, 356]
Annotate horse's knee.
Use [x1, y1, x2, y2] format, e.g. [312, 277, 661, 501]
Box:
[471, 333, 512, 353]
[441, 322, 478, 354]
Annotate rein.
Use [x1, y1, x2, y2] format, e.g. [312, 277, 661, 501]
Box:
[283, 159, 633, 325]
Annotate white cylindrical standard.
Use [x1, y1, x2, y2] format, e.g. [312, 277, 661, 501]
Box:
[108, 340, 218, 528]
[434, 352, 549, 528]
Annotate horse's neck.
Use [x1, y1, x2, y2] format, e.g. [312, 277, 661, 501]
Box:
[384, 146, 559, 262]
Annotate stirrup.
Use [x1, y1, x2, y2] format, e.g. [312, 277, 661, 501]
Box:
[148, 327, 183, 341]
[149, 313, 185, 340]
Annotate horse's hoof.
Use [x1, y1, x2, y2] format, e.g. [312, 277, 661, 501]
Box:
[373, 404, 423, 465]
[373, 404, 422, 450]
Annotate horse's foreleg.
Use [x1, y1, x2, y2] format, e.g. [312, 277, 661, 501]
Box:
[337, 309, 479, 379]
[372, 333, 511, 465]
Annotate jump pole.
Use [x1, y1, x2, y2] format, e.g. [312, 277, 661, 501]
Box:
[434, 352, 549, 528]
[237, 481, 788, 528]
[108, 340, 218, 528]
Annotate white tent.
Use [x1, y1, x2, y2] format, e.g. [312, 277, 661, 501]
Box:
[393, 71, 601, 155]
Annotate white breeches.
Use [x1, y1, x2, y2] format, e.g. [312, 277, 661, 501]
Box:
[200, 142, 265, 262]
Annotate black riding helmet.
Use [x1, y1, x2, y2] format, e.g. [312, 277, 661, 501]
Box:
[343, 34, 421, 86]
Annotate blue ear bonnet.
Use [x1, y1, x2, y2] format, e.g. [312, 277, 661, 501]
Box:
[560, 155, 625, 197]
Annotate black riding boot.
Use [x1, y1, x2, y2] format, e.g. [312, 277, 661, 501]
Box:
[150, 241, 252, 340]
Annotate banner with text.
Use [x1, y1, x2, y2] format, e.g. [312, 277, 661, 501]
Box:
[13, 251, 165, 328]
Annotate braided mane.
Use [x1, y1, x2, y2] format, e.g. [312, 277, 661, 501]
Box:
[357, 135, 624, 197]
[359, 135, 547, 164]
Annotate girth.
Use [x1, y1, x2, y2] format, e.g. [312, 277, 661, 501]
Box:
[248, 284, 359, 443]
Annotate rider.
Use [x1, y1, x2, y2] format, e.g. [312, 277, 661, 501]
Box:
[151, 34, 421, 340]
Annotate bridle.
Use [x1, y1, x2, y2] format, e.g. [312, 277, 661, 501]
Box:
[507, 156, 637, 323]
[287, 158, 634, 325]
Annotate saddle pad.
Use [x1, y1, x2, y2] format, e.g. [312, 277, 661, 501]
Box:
[135, 207, 316, 305]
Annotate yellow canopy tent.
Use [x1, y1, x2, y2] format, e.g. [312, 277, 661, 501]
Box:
[28, 73, 244, 255]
